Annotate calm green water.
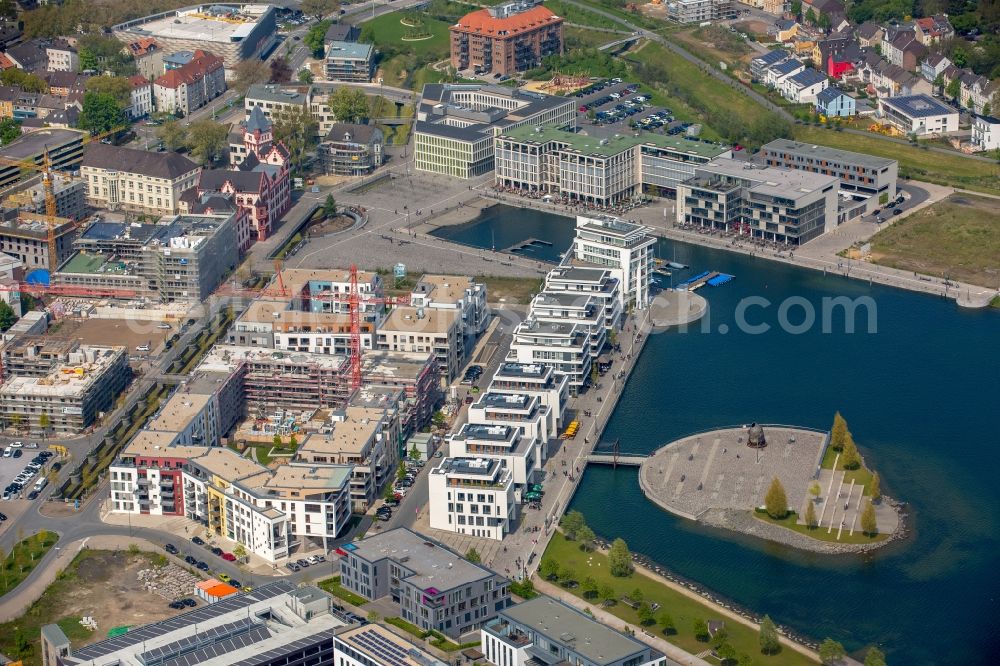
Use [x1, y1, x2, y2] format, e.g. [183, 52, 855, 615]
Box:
[429, 204, 575, 262]
[448, 206, 1000, 665]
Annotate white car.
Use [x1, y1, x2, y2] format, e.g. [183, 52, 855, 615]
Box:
[2, 447, 11, 458]
[10, 441, 22, 448]
[26, 442, 38, 449]
[136, 344, 151, 352]
[307, 555, 320, 565]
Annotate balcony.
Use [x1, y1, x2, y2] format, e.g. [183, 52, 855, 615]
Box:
[484, 619, 531, 646]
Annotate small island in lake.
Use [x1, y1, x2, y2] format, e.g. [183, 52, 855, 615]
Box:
[638, 414, 903, 553]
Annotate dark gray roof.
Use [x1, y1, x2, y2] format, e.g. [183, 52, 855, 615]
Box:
[6, 39, 47, 70]
[324, 23, 359, 43]
[82, 143, 200, 179]
[325, 122, 380, 144]
[816, 86, 849, 104]
[771, 59, 804, 75]
[244, 104, 270, 134]
[882, 94, 954, 118]
[200, 168, 264, 193]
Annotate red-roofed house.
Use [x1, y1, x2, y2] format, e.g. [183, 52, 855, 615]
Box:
[125, 37, 165, 82]
[450, 3, 563, 76]
[152, 50, 225, 116]
[193, 106, 291, 244]
[914, 15, 954, 46]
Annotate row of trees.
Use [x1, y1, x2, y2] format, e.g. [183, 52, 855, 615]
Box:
[830, 412, 862, 469]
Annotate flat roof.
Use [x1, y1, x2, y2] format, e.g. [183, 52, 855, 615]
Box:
[191, 446, 269, 480]
[479, 392, 534, 410]
[325, 40, 373, 60]
[59, 251, 120, 275]
[381, 306, 458, 334]
[460, 423, 516, 441]
[335, 625, 444, 666]
[695, 158, 839, 197]
[117, 4, 275, 43]
[495, 362, 550, 379]
[881, 93, 956, 118]
[297, 406, 388, 457]
[246, 83, 310, 106]
[0, 128, 82, 161]
[411, 274, 477, 304]
[499, 595, 654, 666]
[435, 456, 505, 479]
[500, 124, 729, 159]
[763, 138, 896, 169]
[361, 351, 434, 382]
[262, 463, 353, 492]
[349, 528, 501, 592]
[147, 391, 213, 433]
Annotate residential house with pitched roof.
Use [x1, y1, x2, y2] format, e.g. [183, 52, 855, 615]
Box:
[127, 75, 153, 119]
[45, 39, 78, 73]
[818, 36, 863, 79]
[921, 53, 951, 84]
[959, 73, 998, 115]
[152, 50, 225, 116]
[80, 144, 202, 215]
[0, 85, 19, 119]
[802, 0, 846, 26]
[782, 68, 829, 103]
[124, 37, 164, 82]
[884, 30, 926, 71]
[194, 106, 290, 244]
[764, 58, 805, 88]
[914, 15, 953, 46]
[4, 39, 47, 73]
[855, 22, 883, 48]
[46, 71, 89, 97]
[815, 86, 855, 117]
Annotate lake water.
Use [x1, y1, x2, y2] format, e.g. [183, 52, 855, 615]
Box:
[444, 205, 1000, 664]
[429, 204, 575, 262]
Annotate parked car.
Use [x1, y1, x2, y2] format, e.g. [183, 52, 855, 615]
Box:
[286, 562, 301, 572]
[168, 600, 185, 610]
[211, 547, 223, 556]
[12, 450, 20, 458]
[307, 555, 320, 565]
[196, 561, 209, 571]
[229, 579, 242, 589]
[314, 555, 326, 563]
[218, 573, 231, 582]
[192, 536, 205, 545]
[26, 490, 38, 500]
[185, 555, 198, 565]
[0, 513, 7, 521]
[165, 544, 179, 555]
[26, 443, 38, 449]
[893, 208, 902, 215]
[51, 462, 62, 472]
[221, 552, 236, 561]
[181, 598, 197, 607]
[296, 558, 310, 568]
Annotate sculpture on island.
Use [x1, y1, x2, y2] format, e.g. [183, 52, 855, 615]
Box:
[747, 422, 767, 449]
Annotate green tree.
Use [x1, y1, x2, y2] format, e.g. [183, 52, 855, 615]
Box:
[510, 578, 537, 599]
[830, 411, 847, 450]
[85, 76, 133, 107]
[273, 434, 282, 447]
[383, 484, 397, 502]
[539, 556, 559, 580]
[658, 612, 676, 635]
[629, 587, 643, 604]
[805, 499, 817, 529]
[367, 610, 380, 623]
[186, 120, 229, 165]
[0, 68, 48, 93]
[790, 0, 802, 17]
[870, 472, 881, 502]
[431, 411, 447, 427]
[599, 583, 615, 605]
[78, 91, 125, 135]
[0, 300, 16, 331]
[298, 69, 314, 84]
[841, 432, 862, 470]
[737, 653, 753, 666]
[576, 524, 596, 549]
[819, 638, 846, 665]
[581, 575, 598, 599]
[864, 646, 887, 666]
[0, 0, 15, 20]
[233, 544, 248, 562]
[717, 642, 738, 665]
[608, 537, 632, 577]
[396, 460, 407, 482]
[764, 477, 788, 519]
[300, 0, 339, 19]
[809, 481, 821, 498]
[465, 547, 481, 564]
[861, 499, 878, 535]
[289, 434, 298, 448]
[933, 73, 944, 95]
[983, 102, 991, 118]
[13, 629, 29, 658]
[637, 603, 656, 626]
[304, 20, 332, 58]
[759, 615, 780, 655]
[233, 59, 271, 94]
[561, 510, 586, 539]
[945, 78, 961, 100]
[0, 118, 20, 146]
[157, 120, 187, 151]
[693, 618, 710, 642]
[323, 194, 338, 219]
[805, 7, 817, 24]
[78, 35, 136, 77]
[328, 87, 371, 123]
[711, 626, 729, 649]
[409, 444, 420, 460]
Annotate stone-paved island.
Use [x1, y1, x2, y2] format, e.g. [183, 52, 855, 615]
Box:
[638, 420, 903, 553]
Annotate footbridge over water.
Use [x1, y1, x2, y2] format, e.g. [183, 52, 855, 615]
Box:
[586, 453, 648, 466]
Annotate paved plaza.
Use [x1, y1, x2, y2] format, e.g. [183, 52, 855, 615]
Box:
[639, 426, 827, 520]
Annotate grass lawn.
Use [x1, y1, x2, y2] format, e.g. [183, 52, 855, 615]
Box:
[543, 533, 817, 665]
[564, 26, 617, 50]
[364, 12, 451, 58]
[670, 24, 754, 69]
[474, 275, 544, 304]
[792, 126, 1000, 195]
[0, 531, 59, 596]
[544, 0, 620, 30]
[866, 194, 1000, 288]
[820, 445, 875, 490]
[753, 511, 888, 544]
[318, 576, 368, 606]
[630, 42, 761, 119]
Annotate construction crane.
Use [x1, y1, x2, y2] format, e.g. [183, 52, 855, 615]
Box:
[0, 126, 127, 272]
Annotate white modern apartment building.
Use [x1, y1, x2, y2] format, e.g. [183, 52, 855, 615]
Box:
[468, 391, 552, 463]
[878, 94, 959, 135]
[544, 266, 623, 331]
[377, 306, 463, 384]
[127, 75, 154, 119]
[428, 456, 517, 540]
[529, 291, 607, 360]
[489, 362, 568, 440]
[570, 214, 655, 309]
[410, 274, 490, 345]
[295, 404, 401, 511]
[508, 318, 592, 393]
[972, 114, 1000, 151]
[110, 437, 353, 562]
[447, 422, 541, 487]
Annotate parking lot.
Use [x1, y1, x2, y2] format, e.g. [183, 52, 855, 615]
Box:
[573, 78, 704, 140]
[0, 443, 54, 502]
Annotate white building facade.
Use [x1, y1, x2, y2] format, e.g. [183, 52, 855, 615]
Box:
[428, 456, 517, 540]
